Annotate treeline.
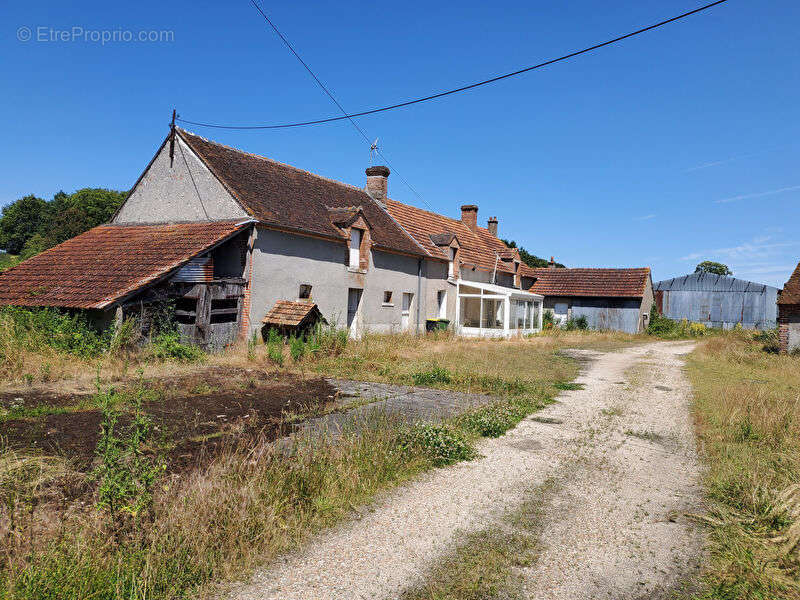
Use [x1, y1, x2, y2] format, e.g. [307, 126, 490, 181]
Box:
[0, 188, 127, 267]
[502, 239, 565, 269]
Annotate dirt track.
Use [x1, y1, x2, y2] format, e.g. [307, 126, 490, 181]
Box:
[231, 341, 704, 600]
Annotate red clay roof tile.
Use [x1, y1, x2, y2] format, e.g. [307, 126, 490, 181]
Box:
[779, 262, 800, 304]
[177, 129, 427, 258]
[0, 220, 251, 309]
[385, 200, 529, 277]
[529, 268, 650, 298]
[262, 300, 321, 327]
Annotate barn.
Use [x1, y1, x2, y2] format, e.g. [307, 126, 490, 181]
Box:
[653, 272, 778, 330]
[530, 267, 653, 333]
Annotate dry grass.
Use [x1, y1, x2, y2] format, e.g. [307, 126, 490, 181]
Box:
[687, 334, 800, 599]
[307, 330, 642, 394]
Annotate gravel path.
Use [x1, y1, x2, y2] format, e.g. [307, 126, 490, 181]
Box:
[231, 341, 704, 600]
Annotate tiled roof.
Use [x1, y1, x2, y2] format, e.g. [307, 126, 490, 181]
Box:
[177, 129, 427, 258]
[0, 220, 251, 309]
[262, 300, 321, 327]
[385, 200, 535, 277]
[529, 268, 651, 298]
[779, 262, 800, 304]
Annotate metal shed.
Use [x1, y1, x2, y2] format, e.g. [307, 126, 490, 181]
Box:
[654, 273, 778, 330]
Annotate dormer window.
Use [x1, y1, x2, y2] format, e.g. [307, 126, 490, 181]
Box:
[349, 228, 362, 269]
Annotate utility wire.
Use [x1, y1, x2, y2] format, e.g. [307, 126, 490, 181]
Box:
[245, 0, 433, 208]
[177, 0, 730, 131]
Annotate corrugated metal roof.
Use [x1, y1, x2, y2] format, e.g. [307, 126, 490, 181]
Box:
[654, 273, 777, 293]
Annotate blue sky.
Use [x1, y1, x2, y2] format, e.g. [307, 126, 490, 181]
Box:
[2, 0, 798, 286]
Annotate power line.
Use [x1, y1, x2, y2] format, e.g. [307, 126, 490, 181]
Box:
[177, 0, 730, 131]
[245, 0, 433, 208]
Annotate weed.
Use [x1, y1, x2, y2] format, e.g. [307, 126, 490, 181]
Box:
[92, 383, 164, 526]
[554, 381, 584, 391]
[411, 366, 452, 386]
[400, 423, 477, 466]
[148, 331, 205, 362]
[289, 335, 305, 362]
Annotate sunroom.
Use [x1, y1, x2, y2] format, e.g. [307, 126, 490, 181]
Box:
[456, 281, 543, 337]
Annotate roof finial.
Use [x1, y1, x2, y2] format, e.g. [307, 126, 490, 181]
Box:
[169, 108, 177, 168]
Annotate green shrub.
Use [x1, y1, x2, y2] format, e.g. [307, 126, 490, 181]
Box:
[542, 310, 555, 330]
[289, 335, 305, 362]
[148, 331, 205, 362]
[574, 315, 588, 330]
[0, 306, 111, 358]
[411, 365, 452, 386]
[400, 423, 477, 466]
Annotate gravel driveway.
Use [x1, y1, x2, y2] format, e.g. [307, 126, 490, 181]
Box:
[230, 341, 704, 600]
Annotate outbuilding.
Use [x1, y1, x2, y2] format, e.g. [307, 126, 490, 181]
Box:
[778, 263, 800, 353]
[529, 266, 653, 333]
[654, 273, 777, 330]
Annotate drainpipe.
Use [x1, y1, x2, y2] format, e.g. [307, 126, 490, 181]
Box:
[416, 258, 422, 334]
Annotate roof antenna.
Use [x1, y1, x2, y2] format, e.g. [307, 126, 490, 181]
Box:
[169, 108, 177, 168]
[369, 138, 379, 165]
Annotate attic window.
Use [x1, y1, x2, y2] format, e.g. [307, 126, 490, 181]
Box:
[299, 284, 312, 300]
[349, 228, 362, 269]
[383, 291, 393, 305]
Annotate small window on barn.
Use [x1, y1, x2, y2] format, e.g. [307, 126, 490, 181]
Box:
[175, 297, 197, 325]
[210, 298, 239, 324]
[383, 291, 393, 306]
[299, 284, 312, 300]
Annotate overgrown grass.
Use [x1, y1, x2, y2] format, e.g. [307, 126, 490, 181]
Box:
[0, 375, 557, 600]
[687, 334, 800, 599]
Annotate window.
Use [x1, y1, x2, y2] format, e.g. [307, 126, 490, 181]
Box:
[175, 297, 197, 325]
[210, 298, 239, 324]
[383, 290, 393, 305]
[349, 228, 362, 269]
[437, 290, 447, 319]
[481, 298, 504, 329]
[460, 296, 481, 327]
[448, 247, 456, 278]
[299, 284, 312, 299]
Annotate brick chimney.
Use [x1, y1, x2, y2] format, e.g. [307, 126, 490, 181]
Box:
[487, 216, 498, 237]
[365, 166, 390, 207]
[461, 204, 478, 231]
[548, 256, 557, 269]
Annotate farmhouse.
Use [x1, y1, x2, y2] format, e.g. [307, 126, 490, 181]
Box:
[654, 272, 778, 330]
[778, 263, 800, 353]
[529, 264, 653, 333]
[0, 128, 543, 346]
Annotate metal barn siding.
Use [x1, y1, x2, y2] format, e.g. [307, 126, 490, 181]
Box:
[653, 273, 778, 330]
[571, 298, 642, 333]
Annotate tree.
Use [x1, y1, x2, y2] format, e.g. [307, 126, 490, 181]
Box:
[0, 195, 50, 255]
[502, 239, 566, 269]
[44, 188, 126, 247]
[0, 188, 127, 260]
[695, 261, 732, 276]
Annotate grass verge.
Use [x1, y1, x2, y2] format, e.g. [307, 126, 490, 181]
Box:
[687, 334, 800, 599]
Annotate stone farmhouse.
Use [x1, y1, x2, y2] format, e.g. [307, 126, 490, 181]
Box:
[778, 262, 800, 353]
[0, 128, 544, 348]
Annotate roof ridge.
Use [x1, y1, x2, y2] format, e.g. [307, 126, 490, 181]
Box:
[177, 127, 372, 198]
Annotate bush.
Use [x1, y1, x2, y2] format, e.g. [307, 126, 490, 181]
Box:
[400, 423, 477, 466]
[542, 310, 555, 330]
[0, 306, 111, 358]
[148, 331, 205, 362]
[563, 315, 589, 331]
[411, 365, 452, 386]
[289, 335, 305, 362]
